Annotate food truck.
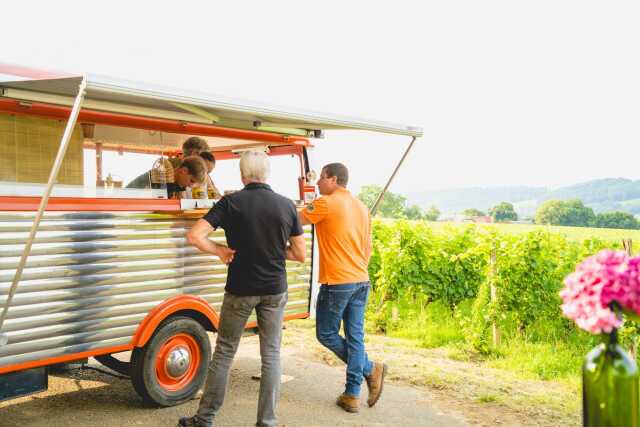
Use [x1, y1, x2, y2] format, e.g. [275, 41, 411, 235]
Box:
[0, 64, 422, 406]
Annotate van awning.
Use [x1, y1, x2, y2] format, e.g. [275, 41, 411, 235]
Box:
[0, 69, 422, 138]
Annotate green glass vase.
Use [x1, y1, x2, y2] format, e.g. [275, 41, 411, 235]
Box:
[583, 330, 639, 427]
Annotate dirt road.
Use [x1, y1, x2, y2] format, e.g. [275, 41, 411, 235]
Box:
[1, 321, 577, 426]
[1, 334, 468, 426]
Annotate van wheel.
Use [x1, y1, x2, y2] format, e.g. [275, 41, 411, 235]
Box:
[130, 316, 211, 406]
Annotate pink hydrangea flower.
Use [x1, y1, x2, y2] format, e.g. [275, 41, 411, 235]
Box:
[560, 249, 640, 334]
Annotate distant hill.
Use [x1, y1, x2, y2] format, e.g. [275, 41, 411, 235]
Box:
[407, 178, 640, 218]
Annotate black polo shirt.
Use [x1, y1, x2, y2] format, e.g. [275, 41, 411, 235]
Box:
[203, 183, 303, 296]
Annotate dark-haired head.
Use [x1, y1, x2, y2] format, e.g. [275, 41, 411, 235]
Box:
[182, 137, 209, 157]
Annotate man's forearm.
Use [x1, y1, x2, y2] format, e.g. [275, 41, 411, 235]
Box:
[298, 211, 311, 225]
[190, 234, 220, 256]
[286, 240, 306, 263]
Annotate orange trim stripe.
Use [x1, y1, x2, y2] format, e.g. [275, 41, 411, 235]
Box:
[0, 344, 132, 375]
[0, 296, 220, 375]
[0, 311, 310, 375]
[0, 100, 310, 146]
[0, 196, 181, 212]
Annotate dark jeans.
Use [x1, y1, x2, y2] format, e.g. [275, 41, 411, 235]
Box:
[315, 282, 373, 397]
[196, 291, 288, 427]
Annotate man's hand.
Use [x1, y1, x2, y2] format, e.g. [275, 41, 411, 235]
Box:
[216, 245, 236, 265]
[186, 219, 235, 264]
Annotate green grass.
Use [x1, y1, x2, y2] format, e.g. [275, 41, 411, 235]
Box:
[477, 393, 499, 403]
[484, 339, 584, 382]
[373, 299, 467, 348]
[369, 298, 594, 385]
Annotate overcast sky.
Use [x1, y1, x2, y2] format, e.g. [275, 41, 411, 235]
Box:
[2, 1, 639, 196]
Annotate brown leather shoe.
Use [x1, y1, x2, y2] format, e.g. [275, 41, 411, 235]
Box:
[365, 362, 388, 407]
[336, 393, 359, 413]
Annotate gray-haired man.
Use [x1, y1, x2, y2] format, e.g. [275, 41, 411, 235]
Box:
[178, 150, 307, 427]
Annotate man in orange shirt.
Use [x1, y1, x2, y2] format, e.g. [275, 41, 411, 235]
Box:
[299, 163, 387, 413]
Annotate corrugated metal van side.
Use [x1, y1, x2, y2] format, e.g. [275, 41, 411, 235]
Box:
[0, 211, 312, 368]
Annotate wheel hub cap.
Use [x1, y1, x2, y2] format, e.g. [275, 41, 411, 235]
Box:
[166, 346, 190, 378]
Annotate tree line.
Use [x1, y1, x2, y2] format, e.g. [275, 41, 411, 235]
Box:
[359, 185, 640, 230]
[357, 185, 518, 223]
[357, 185, 441, 221]
[535, 199, 640, 229]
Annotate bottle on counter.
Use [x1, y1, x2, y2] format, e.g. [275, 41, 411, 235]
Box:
[191, 181, 208, 200]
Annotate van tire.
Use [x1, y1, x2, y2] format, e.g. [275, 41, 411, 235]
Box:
[130, 316, 211, 407]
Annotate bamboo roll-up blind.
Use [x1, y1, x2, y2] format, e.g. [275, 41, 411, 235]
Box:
[0, 113, 83, 185]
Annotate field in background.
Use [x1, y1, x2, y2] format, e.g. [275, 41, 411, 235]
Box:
[427, 220, 640, 243]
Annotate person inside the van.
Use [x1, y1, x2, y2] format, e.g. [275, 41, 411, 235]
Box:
[169, 136, 210, 169]
[198, 151, 222, 199]
[126, 155, 208, 199]
[166, 136, 220, 199]
[178, 150, 306, 427]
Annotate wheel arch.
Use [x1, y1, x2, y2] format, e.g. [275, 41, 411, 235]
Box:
[132, 295, 219, 348]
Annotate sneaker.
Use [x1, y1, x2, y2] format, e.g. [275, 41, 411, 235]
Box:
[365, 362, 388, 407]
[336, 393, 359, 413]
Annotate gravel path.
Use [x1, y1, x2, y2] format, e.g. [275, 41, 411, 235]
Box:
[0, 334, 469, 427]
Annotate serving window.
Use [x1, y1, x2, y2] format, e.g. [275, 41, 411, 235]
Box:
[0, 112, 306, 208]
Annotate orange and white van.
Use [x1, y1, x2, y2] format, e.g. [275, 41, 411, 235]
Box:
[0, 64, 421, 406]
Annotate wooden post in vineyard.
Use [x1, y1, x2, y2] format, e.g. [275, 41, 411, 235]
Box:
[623, 238, 637, 359]
[490, 246, 501, 347]
[391, 305, 400, 323]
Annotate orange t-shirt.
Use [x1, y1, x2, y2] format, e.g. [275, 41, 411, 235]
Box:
[301, 188, 371, 285]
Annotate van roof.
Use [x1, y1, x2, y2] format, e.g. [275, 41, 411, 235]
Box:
[0, 64, 422, 138]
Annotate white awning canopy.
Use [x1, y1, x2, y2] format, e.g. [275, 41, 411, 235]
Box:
[0, 72, 423, 138]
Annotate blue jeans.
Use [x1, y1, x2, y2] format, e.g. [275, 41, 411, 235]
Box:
[315, 282, 374, 397]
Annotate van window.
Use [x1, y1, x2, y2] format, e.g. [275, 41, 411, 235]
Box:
[0, 112, 303, 202]
[0, 113, 160, 199]
[213, 154, 301, 201]
[268, 155, 302, 201]
[83, 148, 161, 197]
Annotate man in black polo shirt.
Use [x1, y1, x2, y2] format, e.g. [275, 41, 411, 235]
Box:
[178, 150, 306, 427]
